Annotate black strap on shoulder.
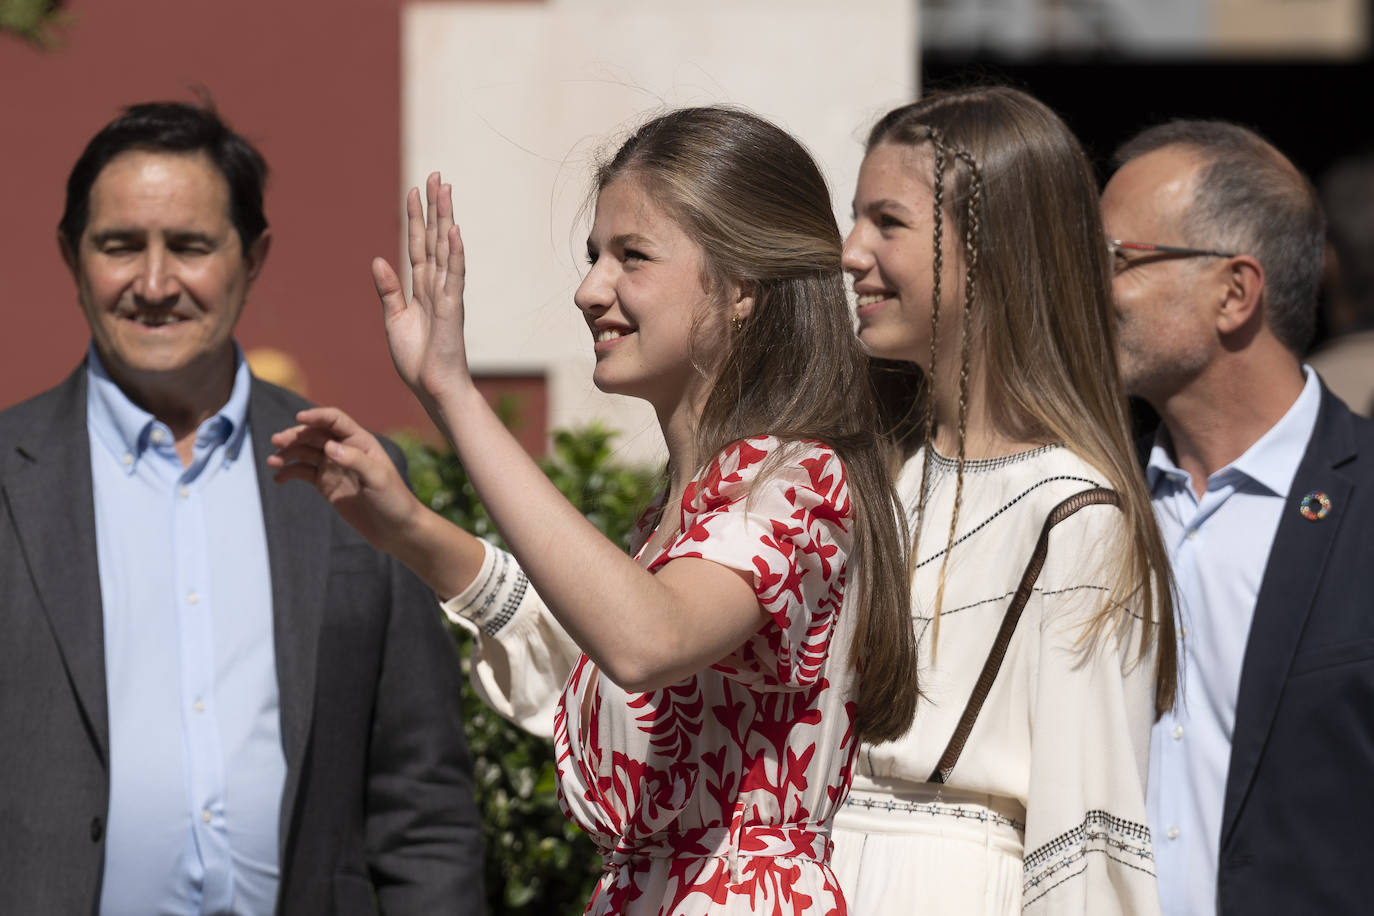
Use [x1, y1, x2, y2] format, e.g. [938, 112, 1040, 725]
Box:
[928, 487, 1120, 785]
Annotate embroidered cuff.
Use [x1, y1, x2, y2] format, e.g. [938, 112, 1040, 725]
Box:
[439, 540, 530, 637]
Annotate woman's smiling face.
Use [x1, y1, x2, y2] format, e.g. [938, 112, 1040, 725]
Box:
[574, 175, 719, 412]
[842, 142, 963, 368]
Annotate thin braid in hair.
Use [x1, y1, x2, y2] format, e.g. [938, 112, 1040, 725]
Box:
[932, 148, 983, 647]
[910, 133, 946, 615]
[920, 134, 985, 660]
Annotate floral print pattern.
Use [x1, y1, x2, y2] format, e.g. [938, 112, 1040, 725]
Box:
[554, 437, 858, 915]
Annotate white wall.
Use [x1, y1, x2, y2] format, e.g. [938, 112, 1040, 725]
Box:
[403, 0, 916, 464]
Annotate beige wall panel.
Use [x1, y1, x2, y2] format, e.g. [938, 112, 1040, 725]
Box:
[1212, 0, 1367, 57]
[404, 0, 915, 464]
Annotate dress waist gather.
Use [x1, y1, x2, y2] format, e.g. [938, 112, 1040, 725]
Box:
[840, 782, 1026, 845]
[601, 822, 833, 868]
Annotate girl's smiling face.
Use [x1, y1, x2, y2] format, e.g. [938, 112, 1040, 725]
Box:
[575, 175, 720, 413]
[842, 142, 964, 369]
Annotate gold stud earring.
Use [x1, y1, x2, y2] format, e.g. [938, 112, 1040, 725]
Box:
[730, 315, 744, 332]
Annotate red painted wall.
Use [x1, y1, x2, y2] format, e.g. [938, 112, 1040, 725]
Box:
[0, 0, 436, 436]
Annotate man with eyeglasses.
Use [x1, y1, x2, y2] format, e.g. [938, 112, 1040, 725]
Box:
[1101, 120, 1374, 916]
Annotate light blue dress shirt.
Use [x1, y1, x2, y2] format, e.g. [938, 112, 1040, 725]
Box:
[87, 345, 285, 916]
[1145, 367, 1321, 916]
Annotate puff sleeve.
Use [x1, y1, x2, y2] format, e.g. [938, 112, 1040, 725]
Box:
[655, 437, 854, 691]
[441, 541, 581, 740]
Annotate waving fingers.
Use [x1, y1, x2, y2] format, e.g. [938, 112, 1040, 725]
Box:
[406, 186, 427, 288]
[373, 256, 408, 325]
[445, 224, 466, 302]
[423, 172, 440, 281]
[428, 184, 466, 312]
[292, 405, 370, 441]
[433, 182, 452, 294]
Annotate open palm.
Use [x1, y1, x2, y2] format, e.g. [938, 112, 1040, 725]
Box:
[371, 172, 473, 402]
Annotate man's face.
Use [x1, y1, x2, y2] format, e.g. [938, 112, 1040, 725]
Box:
[1101, 146, 1220, 404]
[63, 150, 267, 398]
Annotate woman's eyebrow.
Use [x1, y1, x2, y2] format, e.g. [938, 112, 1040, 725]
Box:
[857, 198, 913, 217]
[609, 232, 654, 250]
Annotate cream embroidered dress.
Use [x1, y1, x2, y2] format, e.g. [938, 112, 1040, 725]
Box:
[830, 445, 1161, 915]
[445, 437, 863, 915]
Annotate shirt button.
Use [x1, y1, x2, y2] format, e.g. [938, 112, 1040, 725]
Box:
[1180, 626, 1189, 639]
[187, 591, 200, 605]
[202, 809, 212, 824]
[1167, 826, 1180, 840]
[179, 486, 190, 499]
[1185, 528, 1199, 540]
[121, 453, 134, 466]
[1172, 725, 1184, 740]
[150, 429, 165, 444]
[193, 700, 206, 713]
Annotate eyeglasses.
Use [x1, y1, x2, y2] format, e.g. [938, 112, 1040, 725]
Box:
[1108, 239, 1237, 271]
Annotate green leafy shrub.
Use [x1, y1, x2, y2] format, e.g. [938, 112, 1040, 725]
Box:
[0, 0, 67, 46]
[398, 425, 662, 915]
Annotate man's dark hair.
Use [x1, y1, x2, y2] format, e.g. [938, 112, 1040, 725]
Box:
[1114, 120, 1325, 355]
[59, 101, 269, 254]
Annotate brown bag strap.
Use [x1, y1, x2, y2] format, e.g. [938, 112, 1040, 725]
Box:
[928, 486, 1120, 784]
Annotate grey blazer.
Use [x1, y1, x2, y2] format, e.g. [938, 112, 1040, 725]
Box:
[0, 366, 483, 915]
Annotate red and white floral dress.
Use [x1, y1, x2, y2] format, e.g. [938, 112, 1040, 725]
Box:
[445, 436, 860, 915]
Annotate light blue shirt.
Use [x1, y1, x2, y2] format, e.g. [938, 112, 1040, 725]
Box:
[88, 345, 285, 916]
[1146, 367, 1322, 916]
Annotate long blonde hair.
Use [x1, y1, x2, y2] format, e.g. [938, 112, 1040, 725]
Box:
[868, 86, 1177, 716]
[598, 107, 919, 740]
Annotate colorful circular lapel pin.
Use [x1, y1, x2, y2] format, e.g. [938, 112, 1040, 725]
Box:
[1298, 491, 1331, 521]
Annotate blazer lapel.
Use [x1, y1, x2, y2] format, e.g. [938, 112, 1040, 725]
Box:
[2, 369, 109, 763]
[247, 379, 331, 855]
[1220, 390, 1357, 848]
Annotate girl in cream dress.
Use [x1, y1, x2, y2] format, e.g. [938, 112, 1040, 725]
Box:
[829, 86, 1179, 914]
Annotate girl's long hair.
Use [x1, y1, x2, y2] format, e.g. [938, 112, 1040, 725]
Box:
[598, 107, 918, 741]
[868, 86, 1177, 716]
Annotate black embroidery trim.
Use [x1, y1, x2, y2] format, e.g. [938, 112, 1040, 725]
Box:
[451, 547, 501, 618]
[450, 548, 528, 636]
[926, 443, 1062, 473]
[912, 475, 1104, 569]
[841, 794, 1026, 831]
[479, 551, 527, 636]
[912, 584, 1109, 620]
[1024, 851, 1157, 908]
[1021, 811, 1154, 903]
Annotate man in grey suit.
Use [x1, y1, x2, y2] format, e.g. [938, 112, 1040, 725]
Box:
[0, 101, 483, 915]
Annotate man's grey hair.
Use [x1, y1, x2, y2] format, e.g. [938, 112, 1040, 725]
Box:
[1115, 120, 1324, 354]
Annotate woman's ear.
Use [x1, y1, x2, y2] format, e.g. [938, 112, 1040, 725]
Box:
[731, 280, 756, 324]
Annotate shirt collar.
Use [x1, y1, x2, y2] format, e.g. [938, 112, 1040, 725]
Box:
[1146, 366, 1322, 497]
[85, 343, 254, 471]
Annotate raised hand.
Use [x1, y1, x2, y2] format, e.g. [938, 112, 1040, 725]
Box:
[372, 172, 473, 404]
[268, 406, 422, 555]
